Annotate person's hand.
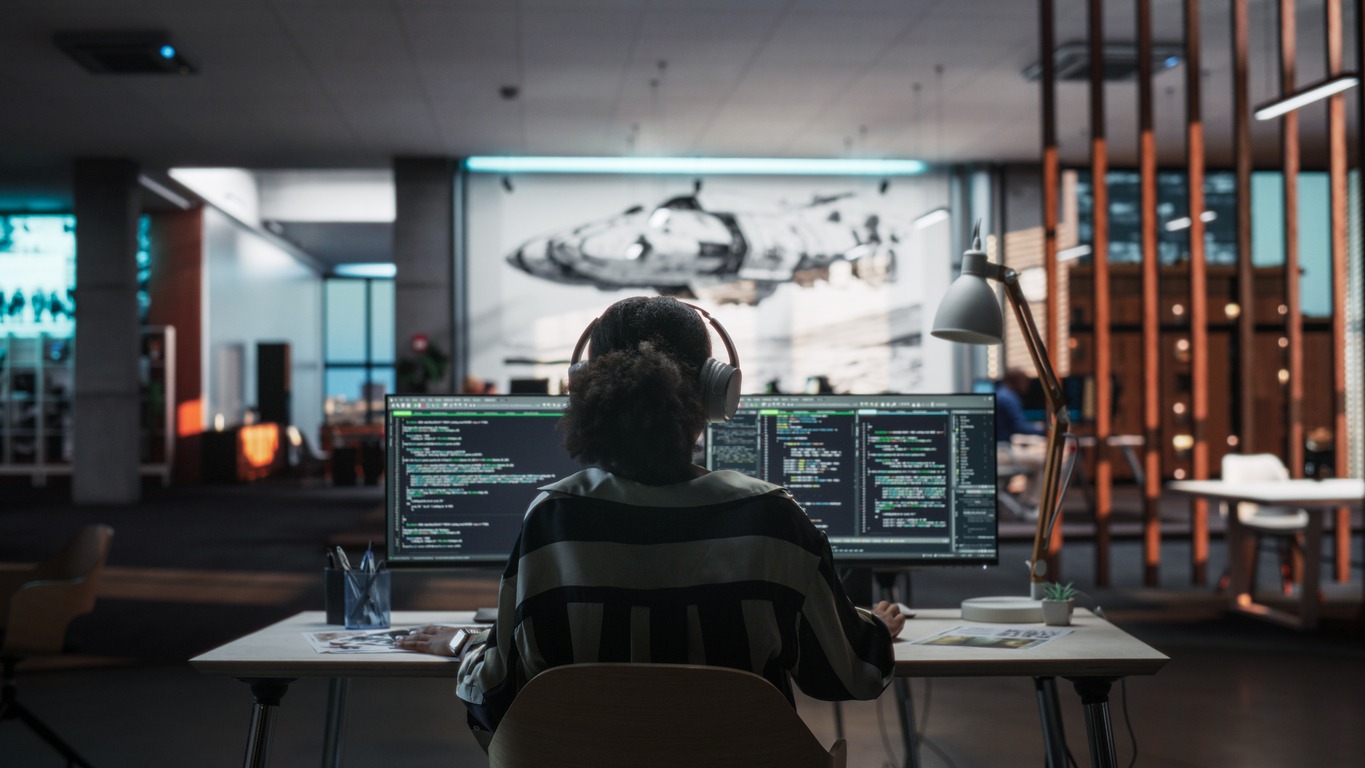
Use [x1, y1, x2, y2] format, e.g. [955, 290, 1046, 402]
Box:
[394, 625, 462, 656]
[872, 600, 905, 638]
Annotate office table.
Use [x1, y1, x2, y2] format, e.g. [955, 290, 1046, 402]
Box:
[1167, 478, 1364, 630]
[193, 609, 1167, 768]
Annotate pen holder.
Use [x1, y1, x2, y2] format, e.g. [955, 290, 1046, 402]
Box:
[324, 567, 345, 625]
[343, 570, 391, 630]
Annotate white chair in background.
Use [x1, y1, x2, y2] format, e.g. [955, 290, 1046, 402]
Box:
[1219, 454, 1309, 596]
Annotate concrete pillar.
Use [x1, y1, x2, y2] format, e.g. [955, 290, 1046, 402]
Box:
[392, 157, 459, 393]
[72, 158, 142, 504]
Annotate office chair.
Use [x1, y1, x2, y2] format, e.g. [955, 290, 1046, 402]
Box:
[0, 523, 114, 768]
[488, 663, 846, 768]
[286, 425, 331, 484]
[1218, 454, 1308, 597]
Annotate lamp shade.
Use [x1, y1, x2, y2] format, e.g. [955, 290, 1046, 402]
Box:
[931, 270, 1004, 345]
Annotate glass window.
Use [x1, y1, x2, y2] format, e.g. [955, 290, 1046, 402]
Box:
[325, 280, 367, 363]
[369, 279, 395, 364]
[323, 276, 394, 425]
[1251, 171, 1285, 268]
[1297, 173, 1331, 318]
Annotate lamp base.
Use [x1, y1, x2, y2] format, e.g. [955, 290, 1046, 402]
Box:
[960, 596, 1044, 623]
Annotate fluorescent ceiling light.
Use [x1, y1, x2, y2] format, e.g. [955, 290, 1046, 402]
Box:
[1254, 74, 1359, 120]
[464, 156, 926, 176]
[333, 263, 396, 279]
[1165, 211, 1217, 232]
[913, 208, 950, 229]
[1057, 244, 1092, 261]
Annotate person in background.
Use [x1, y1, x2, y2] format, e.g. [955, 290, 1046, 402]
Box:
[398, 296, 903, 747]
[996, 368, 1044, 443]
[996, 369, 1046, 519]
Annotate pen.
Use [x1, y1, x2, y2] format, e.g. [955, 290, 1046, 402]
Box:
[327, 550, 336, 569]
[335, 545, 352, 571]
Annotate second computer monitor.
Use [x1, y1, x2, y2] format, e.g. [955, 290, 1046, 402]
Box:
[707, 394, 998, 566]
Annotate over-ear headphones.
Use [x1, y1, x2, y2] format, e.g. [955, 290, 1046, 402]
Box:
[569, 302, 742, 423]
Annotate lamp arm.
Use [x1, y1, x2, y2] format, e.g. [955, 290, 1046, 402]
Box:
[997, 269, 1071, 594]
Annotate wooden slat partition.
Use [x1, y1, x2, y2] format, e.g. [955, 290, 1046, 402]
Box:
[1042, 0, 1059, 364]
[1137, 0, 1162, 587]
[1233, 0, 1256, 465]
[1089, 0, 1113, 587]
[1042, 0, 1065, 576]
[1186, 0, 1210, 585]
[1280, 0, 1305, 478]
[1325, 0, 1351, 582]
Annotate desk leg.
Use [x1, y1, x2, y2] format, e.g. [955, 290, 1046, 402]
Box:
[239, 678, 295, 768]
[1033, 677, 1068, 768]
[1069, 678, 1117, 768]
[1191, 497, 1209, 585]
[1226, 505, 1253, 606]
[1300, 512, 1324, 631]
[322, 678, 349, 768]
[894, 677, 922, 768]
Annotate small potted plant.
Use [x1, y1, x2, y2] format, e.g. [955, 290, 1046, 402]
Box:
[1041, 581, 1076, 626]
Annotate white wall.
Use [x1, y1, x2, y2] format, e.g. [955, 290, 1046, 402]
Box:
[202, 208, 323, 443]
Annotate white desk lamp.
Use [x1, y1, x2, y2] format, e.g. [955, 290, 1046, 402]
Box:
[932, 222, 1075, 622]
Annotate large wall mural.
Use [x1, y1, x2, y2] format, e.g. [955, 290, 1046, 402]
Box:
[467, 174, 954, 396]
[505, 191, 906, 306]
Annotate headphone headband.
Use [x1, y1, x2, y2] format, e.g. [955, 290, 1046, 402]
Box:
[568, 300, 743, 422]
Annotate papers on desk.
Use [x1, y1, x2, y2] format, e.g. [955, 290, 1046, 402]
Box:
[304, 627, 420, 654]
[912, 625, 1072, 651]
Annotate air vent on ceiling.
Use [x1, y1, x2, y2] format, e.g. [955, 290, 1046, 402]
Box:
[1022, 42, 1182, 82]
[54, 31, 196, 75]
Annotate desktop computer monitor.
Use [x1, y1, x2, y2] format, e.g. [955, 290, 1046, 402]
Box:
[706, 394, 998, 566]
[385, 395, 578, 566]
[387, 393, 998, 569]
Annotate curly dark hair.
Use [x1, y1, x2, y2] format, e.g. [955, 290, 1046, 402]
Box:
[561, 297, 711, 484]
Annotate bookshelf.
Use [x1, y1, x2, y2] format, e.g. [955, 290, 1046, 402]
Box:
[0, 327, 176, 486]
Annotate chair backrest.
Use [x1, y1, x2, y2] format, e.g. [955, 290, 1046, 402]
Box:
[1220, 454, 1300, 524]
[2, 524, 114, 656]
[487, 663, 843, 768]
[1221, 453, 1289, 484]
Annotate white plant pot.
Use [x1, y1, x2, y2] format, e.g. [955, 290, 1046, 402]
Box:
[1041, 598, 1074, 626]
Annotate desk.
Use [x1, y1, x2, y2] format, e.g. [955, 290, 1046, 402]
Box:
[194, 610, 1167, 768]
[1167, 479, 1364, 630]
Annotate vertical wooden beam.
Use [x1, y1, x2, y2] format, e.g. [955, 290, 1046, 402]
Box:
[1041, 0, 1066, 578]
[1233, 0, 1256, 458]
[1089, 0, 1113, 587]
[1186, 0, 1210, 586]
[1137, 0, 1162, 587]
[1280, 0, 1304, 478]
[1325, 0, 1351, 582]
[1042, 0, 1060, 363]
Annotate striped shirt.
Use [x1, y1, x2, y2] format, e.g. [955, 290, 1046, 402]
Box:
[455, 467, 895, 733]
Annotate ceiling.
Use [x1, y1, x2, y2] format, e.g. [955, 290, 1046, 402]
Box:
[0, 0, 1356, 218]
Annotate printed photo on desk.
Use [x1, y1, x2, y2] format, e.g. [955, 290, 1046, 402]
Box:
[304, 627, 424, 654]
[912, 626, 1072, 650]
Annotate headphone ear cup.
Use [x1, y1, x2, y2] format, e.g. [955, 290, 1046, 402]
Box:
[699, 357, 742, 423]
[567, 360, 588, 388]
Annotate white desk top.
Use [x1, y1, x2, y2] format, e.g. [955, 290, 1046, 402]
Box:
[1167, 478, 1364, 508]
[193, 609, 1168, 681]
[893, 609, 1167, 678]
[191, 611, 476, 679]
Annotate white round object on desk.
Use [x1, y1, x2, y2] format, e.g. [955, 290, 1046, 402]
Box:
[961, 596, 1044, 623]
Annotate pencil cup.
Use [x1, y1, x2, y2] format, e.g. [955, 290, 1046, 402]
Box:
[324, 568, 345, 625]
[343, 570, 391, 630]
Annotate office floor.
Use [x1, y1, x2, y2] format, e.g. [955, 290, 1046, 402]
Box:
[1, 481, 1361, 767]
